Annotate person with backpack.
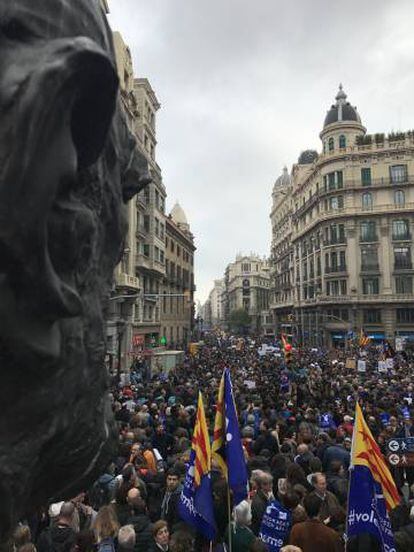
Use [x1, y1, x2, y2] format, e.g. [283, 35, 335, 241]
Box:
[94, 506, 119, 552]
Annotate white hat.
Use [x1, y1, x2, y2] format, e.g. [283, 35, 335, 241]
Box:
[48, 501, 64, 518]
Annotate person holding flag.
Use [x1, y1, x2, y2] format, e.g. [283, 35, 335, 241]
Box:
[346, 401, 400, 551]
[212, 368, 249, 507]
[178, 392, 216, 542]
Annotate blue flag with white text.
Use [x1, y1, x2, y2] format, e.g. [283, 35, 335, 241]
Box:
[347, 466, 395, 551]
[259, 500, 291, 552]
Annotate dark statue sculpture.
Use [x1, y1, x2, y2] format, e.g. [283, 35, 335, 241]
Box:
[0, 0, 150, 539]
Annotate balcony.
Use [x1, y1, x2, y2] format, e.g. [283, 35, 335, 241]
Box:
[360, 235, 378, 243]
[136, 224, 149, 238]
[325, 265, 347, 274]
[116, 272, 140, 290]
[323, 237, 346, 246]
[136, 253, 152, 270]
[315, 293, 414, 304]
[394, 262, 413, 271]
[360, 263, 380, 272]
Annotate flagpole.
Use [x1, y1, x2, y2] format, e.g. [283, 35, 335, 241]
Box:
[345, 401, 358, 551]
[227, 486, 232, 552]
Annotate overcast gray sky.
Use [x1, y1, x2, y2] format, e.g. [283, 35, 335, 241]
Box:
[108, 0, 414, 303]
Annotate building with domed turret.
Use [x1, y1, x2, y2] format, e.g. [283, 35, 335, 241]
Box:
[162, 202, 196, 347]
[269, 167, 294, 334]
[270, 85, 414, 347]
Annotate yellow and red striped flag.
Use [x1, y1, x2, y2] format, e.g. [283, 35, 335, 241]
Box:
[352, 401, 400, 511]
[359, 329, 371, 347]
[179, 392, 216, 540]
[347, 402, 399, 549]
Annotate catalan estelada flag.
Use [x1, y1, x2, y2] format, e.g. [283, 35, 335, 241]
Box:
[359, 329, 371, 347]
[212, 368, 248, 506]
[346, 402, 399, 551]
[178, 392, 216, 540]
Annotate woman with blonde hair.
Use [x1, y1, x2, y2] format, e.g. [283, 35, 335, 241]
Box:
[94, 506, 119, 552]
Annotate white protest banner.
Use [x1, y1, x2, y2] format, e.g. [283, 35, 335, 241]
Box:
[357, 360, 366, 373]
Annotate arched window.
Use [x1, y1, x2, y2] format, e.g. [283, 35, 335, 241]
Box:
[328, 137, 334, 151]
[362, 192, 373, 210]
[339, 135, 346, 149]
[394, 189, 405, 206]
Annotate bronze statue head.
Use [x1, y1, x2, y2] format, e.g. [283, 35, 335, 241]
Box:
[0, 0, 150, 537]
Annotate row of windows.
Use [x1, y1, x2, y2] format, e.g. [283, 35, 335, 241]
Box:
[165, 238, 192, 263]
[161, 296, 188, 316]
[299, 219, 411, 256]
[154, 217, 164, 240]
[139, 242, 165, 264]
[322, 188, 407, 213]
[361, 219, 411, 241]
[361, 189, 406, 209]
[296, 308, 414, 325]
[361, 165, 408, 185]
[295, 164, 409, 215]
[241, 263, 262, 273]
[299, 243, 412, 279]
[301, 276, 413, 297]
[323, 135, 347, 153]
[292, 308, 414, 325]
[138, 188, 165, 213]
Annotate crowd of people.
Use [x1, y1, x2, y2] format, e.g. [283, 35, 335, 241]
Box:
[10, 334, 414, 551]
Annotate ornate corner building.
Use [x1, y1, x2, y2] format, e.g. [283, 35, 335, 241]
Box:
[270, 85, 414, 347]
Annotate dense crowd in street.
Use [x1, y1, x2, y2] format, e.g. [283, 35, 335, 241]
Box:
[10, 335, 414, 551]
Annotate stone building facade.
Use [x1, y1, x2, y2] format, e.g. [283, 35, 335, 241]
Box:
[106, 31, 196, 370]
[133, 77, 167, 349]
[208, 279, 225, 327]
[223, 254, 270, 332]
[270, 85, 414, 347]
[162, 203, 196, 347]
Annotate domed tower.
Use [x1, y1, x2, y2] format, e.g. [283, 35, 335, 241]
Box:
[320, 84, 366, 153]
[272, 166, 291, 207]
[170, 201, 190, 234]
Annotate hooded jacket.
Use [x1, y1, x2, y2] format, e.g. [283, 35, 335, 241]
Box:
[126, 512, 153, 552]
[37, 523, 76, 552]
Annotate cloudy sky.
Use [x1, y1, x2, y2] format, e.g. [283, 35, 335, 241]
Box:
[108, 0, 414, 303]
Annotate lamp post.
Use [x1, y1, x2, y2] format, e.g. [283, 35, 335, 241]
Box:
[315, 289, 321, 348]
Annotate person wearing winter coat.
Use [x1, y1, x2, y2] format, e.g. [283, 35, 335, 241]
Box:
[37, 503, 77, 552]
[126, 496, 153, 552]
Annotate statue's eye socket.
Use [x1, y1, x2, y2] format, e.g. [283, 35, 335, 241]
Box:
[0, 18, 33, 42]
